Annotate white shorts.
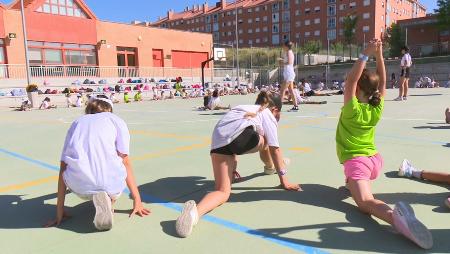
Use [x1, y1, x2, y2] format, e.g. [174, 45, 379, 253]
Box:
[283, 67, 296, 82]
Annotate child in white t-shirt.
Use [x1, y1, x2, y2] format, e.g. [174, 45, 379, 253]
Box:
[46, 95, 150, 230]
[175, 91, 301, 238]
[207, 89, 231, 110]
[39, 97, 57, 110]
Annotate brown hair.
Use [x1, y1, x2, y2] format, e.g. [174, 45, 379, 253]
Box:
[255, 91, 282, 111]
[85, 98, 113, 114]
[358, 69, 381, 107]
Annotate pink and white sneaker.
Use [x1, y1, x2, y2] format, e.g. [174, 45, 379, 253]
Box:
[392, 202, 433, 249]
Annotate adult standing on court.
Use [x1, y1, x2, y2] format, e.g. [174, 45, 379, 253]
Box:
[395, 46, 412, 101]
[279, 41, 299, 111]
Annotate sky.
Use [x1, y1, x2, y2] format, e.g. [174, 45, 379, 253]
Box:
[0, 0, 440, 24]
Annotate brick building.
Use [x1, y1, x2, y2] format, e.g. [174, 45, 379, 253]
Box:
[398, 14, 450, 57]
[151, 0, 427, 48]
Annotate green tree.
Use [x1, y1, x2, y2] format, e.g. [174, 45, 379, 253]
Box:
[435, 0, 450, 31]
[343, 15, 358, 59]
[302, 40, 322, 65]
[331, 42, 344, 62]
[385, 23, 405, 57]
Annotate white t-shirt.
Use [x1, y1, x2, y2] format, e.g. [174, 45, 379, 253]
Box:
[76, 97, 82, 107]
[303, 83, 312, 93]
[209, 97, 221, 109]
[211, 105, 279, 150]
[401, 53, 412, 67]
[41, 101, 49, 109]
[61, 112, 130, 196]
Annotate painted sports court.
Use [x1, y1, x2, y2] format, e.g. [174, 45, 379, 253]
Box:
[0, 88, 449, 254]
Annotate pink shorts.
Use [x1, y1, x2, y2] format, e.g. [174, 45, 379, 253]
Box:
[344, 153, 384, 181]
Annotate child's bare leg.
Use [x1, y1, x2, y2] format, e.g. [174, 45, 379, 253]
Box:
[445, 108, 450, 124]
[347, 179, 393, 224]
[280, 83, 288, 101]
[404, 79, 409, 97]
[421, 171, 450, 185]
[287, 82, 298, 107]
[196, 154, 235, 217]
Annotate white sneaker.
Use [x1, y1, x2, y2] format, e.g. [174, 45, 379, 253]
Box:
[392, 202, 433, 249]
[398, 159, 414, 178]
[264, 158, 290, 175]
[403, 96, 408, 101]
[176, 200, 199, 238]
[93, 191, 113, 231]
[394, 97, 404, 101]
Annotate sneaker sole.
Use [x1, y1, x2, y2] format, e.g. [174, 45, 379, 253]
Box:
[398, 160, 407, 177]
[175, 200, 196, 238]
[396, 202, 433, 249]
[93, 192, 113, 231]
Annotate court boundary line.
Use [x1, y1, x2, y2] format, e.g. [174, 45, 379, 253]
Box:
[0, 147, 328, 254]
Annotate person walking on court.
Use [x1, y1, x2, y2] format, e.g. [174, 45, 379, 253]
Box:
[395, 46, 412, 101]
[336, 40, 432, 249]
[279, 41, 299, 111]
[175, 91, 301, 238]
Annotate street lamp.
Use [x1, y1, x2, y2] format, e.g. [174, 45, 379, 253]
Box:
[20, 0, 31, 85]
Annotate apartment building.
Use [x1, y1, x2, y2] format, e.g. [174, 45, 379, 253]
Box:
[151, 0, 427, 48]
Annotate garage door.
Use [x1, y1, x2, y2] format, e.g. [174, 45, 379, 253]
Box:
[172, 50, 209, 69]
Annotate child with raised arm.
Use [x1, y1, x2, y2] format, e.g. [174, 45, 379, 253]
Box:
[46, 95, 150, 230]
[176, 91, 300, 238]
[335, 40, 432, 249]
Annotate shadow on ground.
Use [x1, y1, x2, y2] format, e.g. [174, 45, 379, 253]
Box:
[0, 193, 99, 233]
[414, 125, 450, 130]
[140, 174, 450, 253]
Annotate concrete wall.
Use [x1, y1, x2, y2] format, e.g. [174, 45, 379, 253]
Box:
[298, 56, 450, 85]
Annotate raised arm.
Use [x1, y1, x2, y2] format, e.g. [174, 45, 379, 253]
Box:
[375, 41, 386, 97]
[343, 41, 377, 104]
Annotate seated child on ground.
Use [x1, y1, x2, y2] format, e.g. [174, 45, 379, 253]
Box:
[134, 90, 143, 102]
[110, 92, 120, 104]
[46, 95, 150, 230]
[124, 92, 131, 103]
[39, 97, 57, 110]
[207, 89, 230, 110]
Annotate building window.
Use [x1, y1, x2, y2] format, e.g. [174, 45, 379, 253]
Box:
[363, 26, 370, 32]
[272, 24, 279, 33]
[28, 41, 97, 66]
[248, 29, 253, 34]
[305, 19, 310, 26]
[363, 13, 370, 19]
[283, 0, 289, 9]
[305, 31, 311, 37]
[363, 0, 370, 6]
[282, 11, 290, 22]
[328, 5, 336, 16]
[350, 2, 356, 8]
[328, 17, 336, 28]
[255, 28, 260, 33]
[282, 23, 290, 32]
[272, 35, 280, 45]
[340, 4, 346, 10]
[314, 18, 320, 24]
[272, 13, 279, 22]
[314, 6, 321, 13]
[0, 39, 6, 64]
[327, 29, 336, 40]
[36, 0, 88, 18]
[314, 30, 320, 36]
[272, 3, 279, 11]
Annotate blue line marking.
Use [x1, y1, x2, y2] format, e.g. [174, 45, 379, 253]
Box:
[0, 147, 328, 254]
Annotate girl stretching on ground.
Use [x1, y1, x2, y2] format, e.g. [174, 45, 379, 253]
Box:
[176, 91, 301, 238]
[46, 95, 150, 230]
[398, 159, 450, 209]
[335, 40, 432, 249]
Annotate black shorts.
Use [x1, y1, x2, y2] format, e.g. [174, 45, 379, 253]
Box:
[210, 126, 260, 155]
[305, 90, 315, 97]
[401, 68, 410, 78]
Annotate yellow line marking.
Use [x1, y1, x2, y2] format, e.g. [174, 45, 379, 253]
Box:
[0, 175, 58, 193]
[289, 147, 312, 153]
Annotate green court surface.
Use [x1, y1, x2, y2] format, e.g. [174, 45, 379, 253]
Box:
[0, 89, 449, 254]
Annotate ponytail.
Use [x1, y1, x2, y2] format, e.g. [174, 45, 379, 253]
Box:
[245, 91, 282, 119]
[368, 91, 381, 107]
